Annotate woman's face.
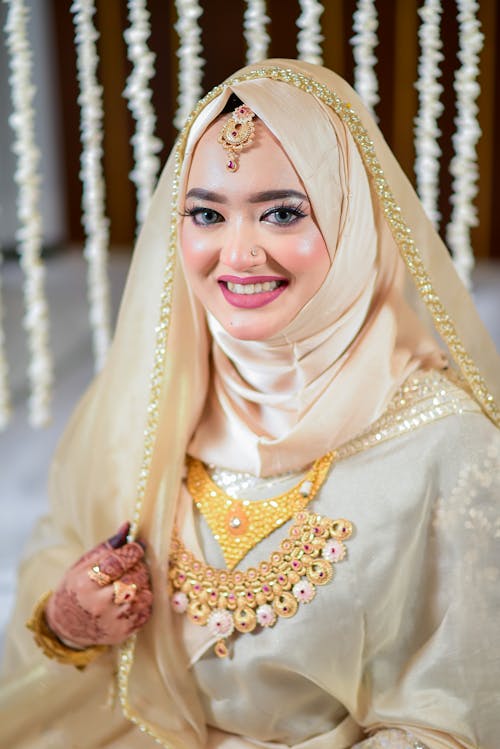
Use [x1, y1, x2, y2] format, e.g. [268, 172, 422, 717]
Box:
[180, 117, 330, 340]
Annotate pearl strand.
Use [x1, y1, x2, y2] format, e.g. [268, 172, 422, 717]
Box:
[71, 0, 112, 371]
[296, 0, 324, 65]
[350, 0, 379, 118]
[4, 0, 52, 426]
[124, 0, 163, 229]
[446, 0, 484, 289]
[174, 0, 204, 131]
[0, 248, 11, 430]
[414, 0, 444, 228]
[244, 0, 270, 65]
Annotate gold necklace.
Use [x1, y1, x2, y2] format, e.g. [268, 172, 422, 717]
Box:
[169, 510, 353, 658]
[186, 452, 336, 568]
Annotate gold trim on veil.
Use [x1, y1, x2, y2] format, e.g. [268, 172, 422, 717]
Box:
[115, 61, 499, 746]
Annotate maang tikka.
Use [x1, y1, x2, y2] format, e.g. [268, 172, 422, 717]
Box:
[218, 104, 256, 172]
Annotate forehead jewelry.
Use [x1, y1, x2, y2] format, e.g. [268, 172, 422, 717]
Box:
[218, 104, 256, 172]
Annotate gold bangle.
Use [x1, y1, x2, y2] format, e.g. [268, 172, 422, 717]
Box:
[26, 591, 107, 670]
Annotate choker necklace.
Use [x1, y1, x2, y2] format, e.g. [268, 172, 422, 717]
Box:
[186, 452, 336, 568]
[169, 510, 353, 658]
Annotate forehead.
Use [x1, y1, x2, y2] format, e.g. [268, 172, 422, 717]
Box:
[185, 118, 305, 195]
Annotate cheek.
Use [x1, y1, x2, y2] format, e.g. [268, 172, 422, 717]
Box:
[180, 224, 213, 277]
[284, 231, 330, 277]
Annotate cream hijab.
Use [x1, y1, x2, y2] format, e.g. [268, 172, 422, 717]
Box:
[3, 60, 499, 748]
[185, 80, 446, 475]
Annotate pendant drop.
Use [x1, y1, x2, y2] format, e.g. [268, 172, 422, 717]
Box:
[214, 639, 229, 658]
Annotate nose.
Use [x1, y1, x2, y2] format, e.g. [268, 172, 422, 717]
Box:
[219, 223, 264, 270]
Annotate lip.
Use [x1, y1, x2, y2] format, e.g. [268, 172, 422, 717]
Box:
[218, 277, 288, 309]
[218, 275, 287, 285]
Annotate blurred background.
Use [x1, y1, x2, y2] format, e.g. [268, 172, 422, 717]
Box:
[1, 0, 499, 645]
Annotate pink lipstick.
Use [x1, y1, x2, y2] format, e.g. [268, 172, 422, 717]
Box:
[217, 275, 288, 309]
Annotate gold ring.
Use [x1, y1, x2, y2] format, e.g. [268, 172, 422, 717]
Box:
[88, 564, 112, 587]
[113, 580, 138, 605]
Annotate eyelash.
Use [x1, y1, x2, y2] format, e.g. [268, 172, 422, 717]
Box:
[180, 201, 307, 226]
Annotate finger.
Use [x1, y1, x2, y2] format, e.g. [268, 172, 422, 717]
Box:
[106, 522, 131, 550]
[96, 542, 145, 582]
[112, 579, 138, 605]
[131, 589, 153, 630]
[120, 562, 151, 591]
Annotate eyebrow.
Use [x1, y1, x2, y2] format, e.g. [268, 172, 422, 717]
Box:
[185, 188, 308, 204]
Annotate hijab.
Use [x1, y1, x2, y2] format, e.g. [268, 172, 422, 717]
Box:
[184, 80, 447, 475]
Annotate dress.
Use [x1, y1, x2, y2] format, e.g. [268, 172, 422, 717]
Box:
[2, 372, 499, 748]
[1, 60, 499, 749]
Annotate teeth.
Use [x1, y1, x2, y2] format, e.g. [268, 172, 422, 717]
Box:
[226, 281, 281, 294]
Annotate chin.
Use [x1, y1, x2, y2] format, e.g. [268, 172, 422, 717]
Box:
[220, 316, 285, 342]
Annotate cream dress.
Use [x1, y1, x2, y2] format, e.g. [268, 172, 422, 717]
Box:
[3, 372, 498, 749]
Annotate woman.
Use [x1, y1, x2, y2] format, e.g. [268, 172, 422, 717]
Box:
[1, 59, 499, 749]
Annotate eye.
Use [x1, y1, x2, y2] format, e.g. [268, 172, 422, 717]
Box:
[262, 203, 306, 226]
[181, 206, 224, 226]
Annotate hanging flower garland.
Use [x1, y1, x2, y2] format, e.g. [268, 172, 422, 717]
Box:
[350, 0, 379, 117]
[4, 0, 52, 427]
[446, 0, 484, 288]
[414, 0, 444, 229]
[296, 0, 324, 65]
[123, 0, 163, 230]
[174, 0, 204, 131]
[244, 0, 270, 65]
[0, 247, 11, 430]
[71, 0, 111, 370]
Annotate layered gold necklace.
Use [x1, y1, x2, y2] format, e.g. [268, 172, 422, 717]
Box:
[186, 452, 336, 569]
[168, 452, 352, 658]
[169, 510, 353, 658]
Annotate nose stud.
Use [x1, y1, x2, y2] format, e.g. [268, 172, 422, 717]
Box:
[250, 248, 258, 257]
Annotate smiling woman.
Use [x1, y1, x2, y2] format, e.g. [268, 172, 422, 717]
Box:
[1, 61, 499, 749]
[180, 113, 330, 340]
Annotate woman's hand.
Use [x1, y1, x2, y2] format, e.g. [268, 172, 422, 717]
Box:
[45, 522, 153, 648]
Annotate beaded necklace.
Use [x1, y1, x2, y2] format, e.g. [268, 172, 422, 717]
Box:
[186, 451, 336, 568]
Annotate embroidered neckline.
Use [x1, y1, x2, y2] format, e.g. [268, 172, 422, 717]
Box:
[169, 510, 353, 658]
[187, 451, 336, 569]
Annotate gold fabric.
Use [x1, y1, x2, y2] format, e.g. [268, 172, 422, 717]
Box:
[1, 60, 499, 749]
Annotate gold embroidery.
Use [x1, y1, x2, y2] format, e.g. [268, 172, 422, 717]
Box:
[187, 451, 336, 568]
[169, 511, 352, 658]
[336, 369, 480, 461]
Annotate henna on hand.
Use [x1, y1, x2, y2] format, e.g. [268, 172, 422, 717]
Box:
[47, 585, 106, 647]
[120, 562, 151, 590]
[120, 588, 153, 635]
[46, 523, 153, 647]
[96, 542, 145, 582]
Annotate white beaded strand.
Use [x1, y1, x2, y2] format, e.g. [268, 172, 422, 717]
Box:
[71, 0, 111, 370]
[4, 0, 52, 427]
[174, 0, 204, 131]
[244, 0, 270, 65]
[446, 0, 484, 288]
[0, 246, 11, 430]
[123, 0, 163, 229]
[296, 0, 324, 65]
[351, 0, 379, 117]
[414, 0, 444, 228]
